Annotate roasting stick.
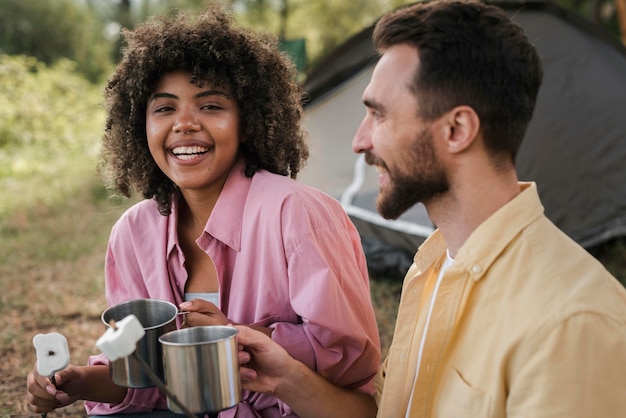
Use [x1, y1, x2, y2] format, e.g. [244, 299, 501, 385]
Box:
[98, 317, 197, 418]
[129, 346, 198, 418]
[32, 333, 70, 418]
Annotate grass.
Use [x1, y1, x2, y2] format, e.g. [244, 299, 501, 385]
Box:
[1, 165, 624, 417]
[0, 174, 132, 417]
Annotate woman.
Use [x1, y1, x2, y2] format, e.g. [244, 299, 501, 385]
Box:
[26, 3, 380, 417]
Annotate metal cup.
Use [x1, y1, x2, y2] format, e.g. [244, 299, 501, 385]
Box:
[101, 298, 177, 388]
[159, 326, 241, 414]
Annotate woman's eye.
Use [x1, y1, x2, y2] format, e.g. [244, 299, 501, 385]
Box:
[201, 103, 223, 111]
[154, 105, 174, 113]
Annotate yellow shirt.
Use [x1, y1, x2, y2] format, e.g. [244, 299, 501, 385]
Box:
[375, 182, 626, 417]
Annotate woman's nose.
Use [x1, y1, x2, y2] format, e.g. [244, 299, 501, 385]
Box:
[173, 109, 201, 133]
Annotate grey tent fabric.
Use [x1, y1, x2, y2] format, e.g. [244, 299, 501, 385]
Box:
[297, 0, 626, 276]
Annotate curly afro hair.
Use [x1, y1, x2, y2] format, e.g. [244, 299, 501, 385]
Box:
[99, 2, 309, 215]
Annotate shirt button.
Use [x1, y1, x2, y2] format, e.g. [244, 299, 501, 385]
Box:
[472, 265, 482, 274]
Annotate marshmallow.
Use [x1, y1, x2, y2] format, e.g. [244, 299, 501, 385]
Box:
[96, 314, 145, 362]
[33, 332, 70, 377]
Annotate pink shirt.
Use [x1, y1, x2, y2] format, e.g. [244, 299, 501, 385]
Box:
[86, 162, 381, 417]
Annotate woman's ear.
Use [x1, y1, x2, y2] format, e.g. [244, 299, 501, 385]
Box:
[444, 106, 480, 154]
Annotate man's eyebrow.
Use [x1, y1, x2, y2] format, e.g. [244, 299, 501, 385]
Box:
[363, 98, 382, 111]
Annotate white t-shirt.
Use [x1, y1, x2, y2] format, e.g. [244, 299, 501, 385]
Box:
[184, 292, 219, 308]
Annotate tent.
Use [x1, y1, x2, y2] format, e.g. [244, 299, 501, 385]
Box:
[297, 0, 626, 277]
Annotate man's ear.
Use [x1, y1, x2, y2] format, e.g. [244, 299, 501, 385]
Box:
[444, 106, 480, 154]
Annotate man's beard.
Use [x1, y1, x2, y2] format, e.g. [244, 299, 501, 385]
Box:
[366, 127, 449, 220]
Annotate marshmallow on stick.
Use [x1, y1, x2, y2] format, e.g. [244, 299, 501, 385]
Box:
[33, 332, 70, 377]
[96, 314, 145, 361]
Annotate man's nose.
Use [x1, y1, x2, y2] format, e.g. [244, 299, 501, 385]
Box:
[352, 116, 372, 154]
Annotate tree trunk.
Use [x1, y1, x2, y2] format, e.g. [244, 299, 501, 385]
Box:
[279, 0, 289, 40]
[616, 0, 626, 46]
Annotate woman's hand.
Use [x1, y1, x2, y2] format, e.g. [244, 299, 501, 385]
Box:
[179, 300, 274, 338]
[27, 364, 127, 411]
[26, 364, 84, 413]
[179, 299, 229, 327]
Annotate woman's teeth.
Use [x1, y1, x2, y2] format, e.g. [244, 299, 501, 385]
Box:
[172, 146, 209, 160]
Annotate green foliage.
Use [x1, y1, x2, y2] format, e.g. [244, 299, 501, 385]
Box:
[233, 0, 408, 70]
[0, 55, 105, 219]
[0, 0, 113, 82]
[0, 0, 622, 83]
[232, 0, 624, 72]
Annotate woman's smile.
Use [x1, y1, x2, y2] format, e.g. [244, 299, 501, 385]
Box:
[171, 145, 212, 161]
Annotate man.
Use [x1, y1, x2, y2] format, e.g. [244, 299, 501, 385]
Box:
[235, 0, 626, 417]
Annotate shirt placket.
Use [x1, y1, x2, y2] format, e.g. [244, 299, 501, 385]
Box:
[408, 266, 475, 418]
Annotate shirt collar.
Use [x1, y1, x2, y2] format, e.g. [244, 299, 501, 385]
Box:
[414, 182, 544, 281]
[167, 196, 181, 258]
[203, 160, 249, 251]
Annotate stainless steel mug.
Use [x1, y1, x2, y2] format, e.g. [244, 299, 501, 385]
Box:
[101, 298, 177, 388]
[159, 326, 241, 414]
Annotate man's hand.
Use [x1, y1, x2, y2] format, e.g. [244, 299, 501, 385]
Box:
[234, 325, 377, 418]
[235, 325, 294, 394]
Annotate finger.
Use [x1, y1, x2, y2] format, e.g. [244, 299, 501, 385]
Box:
[54, 390, 71, 407]
[238, 366, 257, 383]
[182, 312, 211, 327]
[179, 299, 217, 314]
[26, 370, 52, 399]
[26, 385, 59, 414]
[50, 371, 61, 385]
[234, 324, 268, 347]
[52, 365, 74, 387]
[186, 310, 230, 327]
[32, 369, 50, 387]
[238, 350, 251, 364]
